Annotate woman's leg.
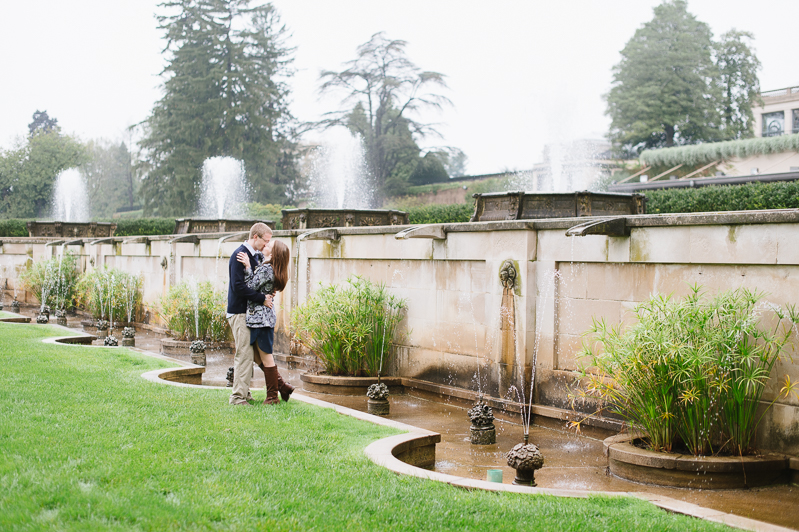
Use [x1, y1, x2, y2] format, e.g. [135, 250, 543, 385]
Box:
[255, 344, 279, 404]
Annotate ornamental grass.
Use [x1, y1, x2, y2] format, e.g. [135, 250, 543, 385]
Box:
[291, 276, 406, 376]
[574, 286, 799, 455]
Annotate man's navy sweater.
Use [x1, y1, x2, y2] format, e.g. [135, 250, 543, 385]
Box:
[227, 244, 266, 314]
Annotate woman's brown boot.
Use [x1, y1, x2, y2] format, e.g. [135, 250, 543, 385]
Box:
[276, 371, 295, 403]
[263, 366, 280, 405]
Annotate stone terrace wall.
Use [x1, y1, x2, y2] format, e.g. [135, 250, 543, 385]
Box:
[1, 210, 798, 453]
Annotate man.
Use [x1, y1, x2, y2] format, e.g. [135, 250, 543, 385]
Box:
[227, 222, 273, 405]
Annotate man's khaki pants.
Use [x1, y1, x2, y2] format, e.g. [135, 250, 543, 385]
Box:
[228, 314, 254, 404]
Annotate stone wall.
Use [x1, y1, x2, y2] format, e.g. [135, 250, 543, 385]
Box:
[1, 210, 798, 453]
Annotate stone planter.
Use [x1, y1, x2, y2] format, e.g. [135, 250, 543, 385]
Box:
[121, 327, 135, 347]
[300, 373, 403, 395]
[191, 353, 207, 366]
[470, 425, 496, 445]
[96, 328, 108, 338]
[11, 300, 20, 313]
[160, 338, 234, 356]
[604, 433, 790, 489]
[367, 398, 390, 416]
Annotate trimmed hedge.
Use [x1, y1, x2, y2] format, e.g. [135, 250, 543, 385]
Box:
[113, 218, 176, 236]
[0, 219, 29, 237]
[406, 203, 473, 224]
[641, 134, 799, 167]
[645, 181, 799, 214]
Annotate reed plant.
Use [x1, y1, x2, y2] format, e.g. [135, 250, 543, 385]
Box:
[75, 267, 142, 323]
[575, 286, 799, 456]
[160, 280, 230, 342]
[291, 276, 407, 377]
[19, 251, 81, 310]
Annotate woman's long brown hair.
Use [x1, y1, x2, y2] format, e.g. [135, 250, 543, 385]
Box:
[270, 240, 290, 292]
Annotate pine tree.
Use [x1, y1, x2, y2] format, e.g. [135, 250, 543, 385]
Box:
[139, 0, 297, 216]
[605, 1, 720, 154]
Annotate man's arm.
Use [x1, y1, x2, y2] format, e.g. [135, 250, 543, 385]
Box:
[230, 253, 266, 305]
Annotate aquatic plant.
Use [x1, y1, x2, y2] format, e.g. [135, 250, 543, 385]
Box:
[19, 252, 80, 310]
[573, 285, 799, 455]
[75, 268, 141, 323]
[291, 276, 407, 377]
[159, 280, 229, 342]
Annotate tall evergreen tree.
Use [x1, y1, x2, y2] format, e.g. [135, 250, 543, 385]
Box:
[319, 33, 450, 204]
[82, 140, 138, 218]
[714, 30, 761, 140]
[605, 0, 720, 154]
[139, 0, 297, 216]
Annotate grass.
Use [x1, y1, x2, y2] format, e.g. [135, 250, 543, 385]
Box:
[0, 323, 734, 531]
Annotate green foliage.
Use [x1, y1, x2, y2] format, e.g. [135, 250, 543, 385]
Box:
[0, 219, 28, 237]
[714, 30, 761, 140]
[406, 203, 473, 224]
[82, 139, 139, 218]
[160, 280, 229, 342]
[139, 0, 298, 216]
[244, 202, 296, 230]
[75, 267, 142, 323]
[409, 152, 449, 185]
[0, 128, 89, 218]
[641, 133, 799, 167]
[292, 276, 406, 376]
[0, 324, 733, 531]
[606, 1, 718, 153]
[113, 218, 176, 236]
[319, 33, 450, 203]
[18, 252, 81, 310]
[606, 2, 761, 154]
[575, 286, 799, 455]
[644, 181, 799, 214]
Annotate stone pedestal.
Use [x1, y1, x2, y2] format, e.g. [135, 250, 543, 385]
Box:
[56, 317, 67, 326]
[96, 329, 108, 338]
[470, 425, 496, 445]
[367, 398, 390, 416]
[191, 352, 206, 366]
[121, 338, 135, 347]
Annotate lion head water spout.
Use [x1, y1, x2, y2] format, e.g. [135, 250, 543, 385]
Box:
[198, 157, 248, 218]
[52, 168, 89, 222]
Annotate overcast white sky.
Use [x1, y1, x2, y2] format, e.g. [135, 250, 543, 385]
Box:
[1, 0, 797, 175]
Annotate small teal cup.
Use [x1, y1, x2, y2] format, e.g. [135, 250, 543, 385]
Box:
[486, 469, 503, 483]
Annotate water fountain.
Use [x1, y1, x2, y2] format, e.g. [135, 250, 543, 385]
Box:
[175, 157, 274, 234]
[26, 168, 116, 237]
[187, 278, 205, 366]
[284, 129, 408, 230]
[121, 275, 140, 346]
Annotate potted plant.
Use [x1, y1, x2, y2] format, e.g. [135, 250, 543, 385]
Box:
[366, 382, 390, 415]
[571, 286, 799, 488]
[292, 276, 406, 384]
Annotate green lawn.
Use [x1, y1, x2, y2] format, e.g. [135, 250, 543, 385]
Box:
[0, 323, 733, 531]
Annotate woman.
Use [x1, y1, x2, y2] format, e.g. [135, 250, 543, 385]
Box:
[236, 239, 292, 405]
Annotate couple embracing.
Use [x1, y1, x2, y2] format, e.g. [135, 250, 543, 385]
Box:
[226, 222, 293, 406]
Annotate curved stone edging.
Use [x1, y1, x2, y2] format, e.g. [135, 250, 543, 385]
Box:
[300, 373, 403, 395]
[605, 433, 789, 489]
[141, 364, 793, 532]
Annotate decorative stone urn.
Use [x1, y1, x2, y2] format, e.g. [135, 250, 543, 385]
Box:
[366, 382, 390, 416]
[226, 367, 235, 387]
[36, 313, 49, 324]
[95, 319, 109, 338]
[121, 327, 136, 347]
[11, 298, 20, 313]
[104, 335, 119, 346]
[506, 439, 545, 486]
[190, 340, 207, 366]
[468, 400, 496, 445]
[0, 300, 4, 312]
[55, 309, 67, 326]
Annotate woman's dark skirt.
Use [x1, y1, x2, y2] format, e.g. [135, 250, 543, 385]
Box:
[250, 326, 274, 354]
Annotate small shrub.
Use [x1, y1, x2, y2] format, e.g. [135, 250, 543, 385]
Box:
[645, 181, 799, 214]
[573, 286, 799, 455]
[75, 267, 142, 323]
[407, 203, 473, 224]
[113, 218, 176, 236]
[160, 280, 230, 342]
[291, 276, 406, 376]
[19, 252, 81, 310]
[244, 203, 295, 230]
[0, 219, 29, 237]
